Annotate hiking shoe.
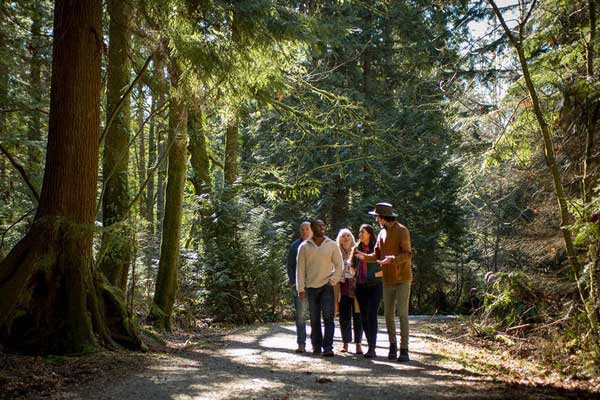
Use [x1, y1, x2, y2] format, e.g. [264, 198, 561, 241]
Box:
[398, 348, 410, 362]
[295, 345, 306, 353]
[312, 349, 322, 356]
[364, 347, 376, 359]
[322, 351, 334, 357]
[388, 342, 398, 360]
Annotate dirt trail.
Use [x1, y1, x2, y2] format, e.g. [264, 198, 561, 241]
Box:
[65, 317, 593, 399]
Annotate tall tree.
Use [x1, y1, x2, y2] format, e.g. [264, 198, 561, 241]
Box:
[99, 0, 133, 291]
[0, 0, 141, 354]
[148, 58, 188, 331]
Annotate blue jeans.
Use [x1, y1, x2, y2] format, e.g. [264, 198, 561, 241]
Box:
[292, 286, 307, 346]
[307, 284, 335, 353]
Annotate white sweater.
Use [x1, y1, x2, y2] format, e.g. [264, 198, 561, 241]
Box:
[296, 237, 343, 293]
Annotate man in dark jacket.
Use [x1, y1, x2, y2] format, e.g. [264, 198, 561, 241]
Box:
[287, 221, 312, 353]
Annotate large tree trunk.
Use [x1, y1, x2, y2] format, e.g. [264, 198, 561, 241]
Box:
[99, 0, 133, 291]
[148, 59, 188, 331]
[0, 0, 142, 354]
[156, 53, 168, 237]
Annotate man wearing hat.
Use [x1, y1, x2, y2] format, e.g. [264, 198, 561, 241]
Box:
[356, 202, 413, 362]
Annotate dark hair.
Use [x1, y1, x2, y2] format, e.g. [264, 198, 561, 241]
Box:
[382, 215, 396, 222]
[311, 219, 325, 229]
[358, 224, 376, 251]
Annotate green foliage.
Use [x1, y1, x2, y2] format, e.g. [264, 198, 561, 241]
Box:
[482, 271, 540, 328]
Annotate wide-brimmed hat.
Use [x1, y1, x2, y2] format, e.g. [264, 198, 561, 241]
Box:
[368, 202, 398, 217]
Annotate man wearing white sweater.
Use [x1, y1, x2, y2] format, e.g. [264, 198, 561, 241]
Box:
[296, 219, 343, 356]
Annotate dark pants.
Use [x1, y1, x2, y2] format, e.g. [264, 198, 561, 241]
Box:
[307, 284, 335, 353]
[355, 282, 383, 348]
[339, 294, 363, 344]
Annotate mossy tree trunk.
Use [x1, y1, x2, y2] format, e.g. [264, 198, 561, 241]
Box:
[99, 0, 132, 291]
[0, 0, 142, 354]
[187, 97, 211, 248]
[148, 58, 188, 331]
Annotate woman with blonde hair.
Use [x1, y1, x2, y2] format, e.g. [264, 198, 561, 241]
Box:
[336, 228, 363, 354]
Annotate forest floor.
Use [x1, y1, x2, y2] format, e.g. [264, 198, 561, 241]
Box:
[2, 316, 599, 399]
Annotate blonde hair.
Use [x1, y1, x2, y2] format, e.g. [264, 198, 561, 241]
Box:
[336, 228, 356, 249]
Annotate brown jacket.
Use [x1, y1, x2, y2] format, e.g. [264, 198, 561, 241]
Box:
[364, 221, 412, 285]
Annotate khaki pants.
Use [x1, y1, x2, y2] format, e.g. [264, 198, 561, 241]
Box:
[383, 282, 411, 349]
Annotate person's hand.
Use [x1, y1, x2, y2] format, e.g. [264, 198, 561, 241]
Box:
[355, 251, 366, 261]
[299, 291, 305, 300]
[376, 255, 394, 265]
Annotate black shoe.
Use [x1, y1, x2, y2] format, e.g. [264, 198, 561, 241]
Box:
[364, 347, 376, 359]
[398, 348, 410, 362]
[388, 343, 397, 360]
[295, 345, 306, 353]
[312, 349, 322, 356]
[322, 351, 334, 357]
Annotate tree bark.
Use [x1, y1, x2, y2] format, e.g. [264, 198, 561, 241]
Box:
[156, 56, 168, 236]
[189, 100, 211, 193]
[148, 58, 188, 331]
[99, 0, 133, 291]
[187, 97, 211, 248]
[137, 80, 147, 219]
[0, 0, 142, 354]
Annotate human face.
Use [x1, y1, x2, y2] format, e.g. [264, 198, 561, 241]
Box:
[311, 221, 325, 238]
[299, 223, 312, 241]
[375, 215, 385, 228]
[358, 228, 370, 245]
[340, 231, 353, 249]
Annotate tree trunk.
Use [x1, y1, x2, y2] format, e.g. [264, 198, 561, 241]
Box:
[99, 0, 133, 291]
[0, 0, 142, 354]
[148, 58, 188, 331]
[187, 98, 211, 248]
[156, 53, 168, 237]
[137, 80, 147, 219]
[189, 101, 211, 193]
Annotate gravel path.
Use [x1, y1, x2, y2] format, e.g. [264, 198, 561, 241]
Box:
[66, 317, 591, 399]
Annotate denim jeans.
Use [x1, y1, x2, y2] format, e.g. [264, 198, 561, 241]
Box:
[355, 282, 383, 348]
[292, 286, 307, 346]
[339, 294, 363, 344]
[306, 284, 335, 353]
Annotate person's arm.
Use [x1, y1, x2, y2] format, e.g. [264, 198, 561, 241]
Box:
[378, 226, 412, 267]
[362, 232, 382, 262]
[330, 244, 343, 285]
[296, 244, 306, 296]
[286, 241, 297, 286]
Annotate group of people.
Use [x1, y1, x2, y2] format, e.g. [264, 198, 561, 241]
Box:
[286, 202, 412, 361]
